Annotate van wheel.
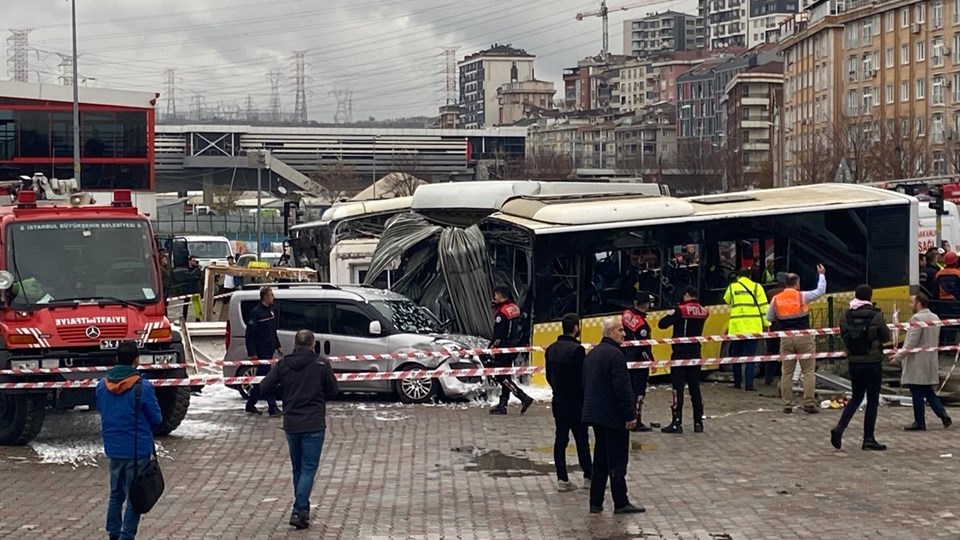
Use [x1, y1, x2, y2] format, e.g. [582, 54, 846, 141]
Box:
[154, 387, 190, 436]
[0, 393, 46, 446]
[394, 364, 437, 404]
[235, 366, 259, 400]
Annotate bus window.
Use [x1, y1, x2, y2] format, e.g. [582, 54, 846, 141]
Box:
[665, 244, 701, 306]
[535, 253, 579, 321]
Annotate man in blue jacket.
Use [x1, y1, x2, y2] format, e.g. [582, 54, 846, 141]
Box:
[96, 341, 163, 540]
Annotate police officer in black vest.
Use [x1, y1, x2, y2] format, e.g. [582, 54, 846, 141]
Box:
[489, 286, 534, 415]
[658, 286, 710, 434]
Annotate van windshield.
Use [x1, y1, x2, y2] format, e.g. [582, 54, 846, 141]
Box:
[187, 240, 231, 259]
[6, 219, 160, 307]
[370, 300, 442, 334]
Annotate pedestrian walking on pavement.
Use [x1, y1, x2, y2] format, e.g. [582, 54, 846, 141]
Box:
[831, 285, 893, 451]
[489, 286, 534, 415]
[767, 264, 827, 414]
[621, 291, 656, 431]
[890, 293, 953, 431]
[724, 269, 770, 391]
[582, 317, 645, 515]
[245, 285, 282, 416]
[261, 329, 339, 530]
[96, 341, 163, 540]
[658, 286, 710, 434]
[545, 313, 593, 492]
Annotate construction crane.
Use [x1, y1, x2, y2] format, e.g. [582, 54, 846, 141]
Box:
[575, 0, 676, 60]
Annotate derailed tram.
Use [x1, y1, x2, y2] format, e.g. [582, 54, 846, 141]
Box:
[365, 183, 917, 385]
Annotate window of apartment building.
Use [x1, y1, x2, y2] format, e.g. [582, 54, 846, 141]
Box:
[886, 11, 895, 31]
[902, 80, 911, 101]
[917, 3, 926, 23]
[934, 0, 944, 28]
[955, 0, 960, 24]
[933, 37, 946, 66]
[886, 47, 895, 67]
[934, 75, 946, 104]
[846, 24, 859, 48]
[934, 114, 946, 143]
[934, 152, 947, 174]
[954, 34, 960, 63]
[917, 41, 926, 61]
[902, 116, 912, 135]
[847, 90, 859, 115]
[918, 77, 927, 99]
[886, 119, 895, 137]
[902, 43, 910, 64]
[886, 83, 895, 103]
[954, 111, 960, 133]
[902, 7, 910, 28]
[863, 87, 875, 109]
[918, 116, 926, 136]
[848, 56, 859, 81]
[863, 18, 874, 41]
[954, 73, 960, 102]
[863, 52, 876, 73]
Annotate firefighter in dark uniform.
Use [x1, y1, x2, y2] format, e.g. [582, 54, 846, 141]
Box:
[621, 291, 655, 432]
[489, 286, 534, 415]
[658, 286, 710, 434]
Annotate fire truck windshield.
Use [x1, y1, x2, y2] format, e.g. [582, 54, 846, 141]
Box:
[6, 219, 160, 307]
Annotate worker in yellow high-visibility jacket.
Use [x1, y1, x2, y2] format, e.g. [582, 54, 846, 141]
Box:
[723, 269, 770, 392]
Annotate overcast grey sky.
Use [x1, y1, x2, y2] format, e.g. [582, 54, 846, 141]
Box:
[3, 0, 696, 122]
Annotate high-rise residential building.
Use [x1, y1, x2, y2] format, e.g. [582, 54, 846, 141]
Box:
[780, 0, 959, 185]
[458, 44, 535, 129]
[562, 54, 633, 111]
[622, 11, 698, 58]
[613, 51, 716, 113]
[722, 62, 783, 188]
[705, 0, 798, 49]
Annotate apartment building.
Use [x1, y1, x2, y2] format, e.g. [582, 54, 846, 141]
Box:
[781, 0, 960, 184]
[749, 0, 802, 44]
[613, 52, 713, 114]
[458, 44, 535, 129]
[622, 11, 698, 58]
[496, 79, 556, 125]
[614, 103, 679, 171]
[563, 54, 633, 111]
[722, 62, 784, 187]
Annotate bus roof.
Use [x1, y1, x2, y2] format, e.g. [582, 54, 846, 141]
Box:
[491, 184, 915, 234]
[291, 196, 413, 231]
[411, 180, 668, 226]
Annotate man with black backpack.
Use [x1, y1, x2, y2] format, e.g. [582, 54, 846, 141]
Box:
[831, 284, 892, 451]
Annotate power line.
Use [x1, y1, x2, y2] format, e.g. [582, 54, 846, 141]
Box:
[267, 69, 283, 122]
[441, 46, 460, 106]
[6, 29, 33, 83]
[163, 68, 177, 120]
[292, 51, 307, 124]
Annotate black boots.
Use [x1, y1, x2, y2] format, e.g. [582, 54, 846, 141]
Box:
[661, 422, 683, 434]
[861, 438, 887, 451]
[492, 378, 534, 415]
[289, 510, 310, 530]
[633, 397, 653, 432]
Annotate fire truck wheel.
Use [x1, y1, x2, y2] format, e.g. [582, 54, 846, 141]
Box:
[0, 393, 46, 446]
[154, 387, 191, 437]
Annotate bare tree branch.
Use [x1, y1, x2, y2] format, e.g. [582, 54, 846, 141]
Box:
[308, 161, 363, 202]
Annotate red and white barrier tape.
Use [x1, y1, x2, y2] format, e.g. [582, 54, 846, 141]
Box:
[627, 351, 847, 369]
[0, 363, 192, 376]
[0, 366, 542, 389]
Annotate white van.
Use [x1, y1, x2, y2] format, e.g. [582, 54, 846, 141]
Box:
[183, 235, 235, 268]
[918, 200, 960, 253]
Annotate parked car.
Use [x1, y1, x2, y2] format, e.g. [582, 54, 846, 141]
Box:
[224, 283, 487, 403]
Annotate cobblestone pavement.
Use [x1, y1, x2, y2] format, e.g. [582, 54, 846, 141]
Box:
[1, 377, 958, 540]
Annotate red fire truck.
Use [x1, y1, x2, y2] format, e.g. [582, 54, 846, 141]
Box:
[0, 188, 190, 445]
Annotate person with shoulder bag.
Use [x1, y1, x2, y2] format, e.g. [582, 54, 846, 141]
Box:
[831, 285, 893, 451]
[96, 341, 164, 540]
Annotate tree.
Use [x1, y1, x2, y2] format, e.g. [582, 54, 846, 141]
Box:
[794, 136, 837, 185]
[520, 149, 574, 180]
[385, 151, 428, 196]
[827, 113, 877, 184]
[677, 139, 722, 193]
[866, 117, 930, 182]
[209, 184, 242, 215]
[308, 161, 363, 202]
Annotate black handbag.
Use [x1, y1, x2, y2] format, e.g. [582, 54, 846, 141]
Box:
[129, 381, 165, 514]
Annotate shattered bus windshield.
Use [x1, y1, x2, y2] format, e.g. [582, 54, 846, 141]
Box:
[6, 219, 160, 307]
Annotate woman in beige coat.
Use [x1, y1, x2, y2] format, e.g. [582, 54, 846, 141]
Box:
[890, 293, 953, 431]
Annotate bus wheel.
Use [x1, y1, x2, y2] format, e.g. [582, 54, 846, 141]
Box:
[0, 393, 46, 446]
[154, 387, 191, 436]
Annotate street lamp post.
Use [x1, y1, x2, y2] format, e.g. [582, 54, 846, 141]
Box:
[372, 135, 380, 199]
[71, 0, 81, 184]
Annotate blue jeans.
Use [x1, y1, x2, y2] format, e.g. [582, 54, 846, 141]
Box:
[107, 458, 151, 540]
[730, 340, 758, 388]
[286, 431, 326, 515]
[908, 384, 950, 427]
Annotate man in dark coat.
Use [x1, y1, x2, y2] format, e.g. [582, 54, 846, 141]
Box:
[545, 313, 592, 492]
[582, 317, 645, 515]
[245, 285, 282, 416]
[261, 329, 339, 530]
